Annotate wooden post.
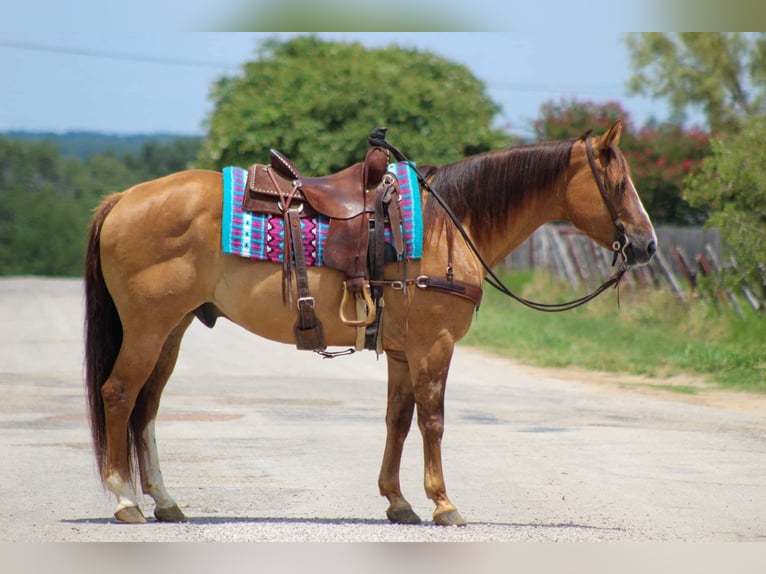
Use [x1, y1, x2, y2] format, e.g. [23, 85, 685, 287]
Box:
[653, 249, 686, 303]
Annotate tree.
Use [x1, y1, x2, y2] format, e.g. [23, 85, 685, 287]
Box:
[197, 36, 508, 173]
[628, 123, 710, 224]
[626, 33, 766, 295]
[624, 33, 766, 133]
[123, 137, 202, 179]
[0, 137, 90, 276]
[534, 99, 628, 141]
[534, 98, 709, 224]
[684, 115, 766, 293]
[0, 137, 201, 277]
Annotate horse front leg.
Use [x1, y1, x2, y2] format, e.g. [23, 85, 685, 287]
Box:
[378, 351, 421, 524]
[410, 333, 466, 526]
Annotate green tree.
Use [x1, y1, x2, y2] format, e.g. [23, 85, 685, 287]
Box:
[198, 36, 508, 172]
[0, 136, 201, 277]
[0, 137, 89, 275]
[123, 137, 202, 179]
[626, 33, 766, 295]
[625, 33, 766, 133]
[684, 115, 766, 292]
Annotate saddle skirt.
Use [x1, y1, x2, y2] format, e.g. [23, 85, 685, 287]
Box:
[221, 163, 423, 266]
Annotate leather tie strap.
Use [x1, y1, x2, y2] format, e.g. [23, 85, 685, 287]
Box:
[288, 209, 326, 351]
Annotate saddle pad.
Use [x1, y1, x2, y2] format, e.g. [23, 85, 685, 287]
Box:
[221, 163, 423, 265]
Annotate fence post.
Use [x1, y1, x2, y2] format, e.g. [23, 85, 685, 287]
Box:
[653, 249, 686, 303]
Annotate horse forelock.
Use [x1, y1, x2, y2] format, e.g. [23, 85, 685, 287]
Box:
[425, 139, 576, 243]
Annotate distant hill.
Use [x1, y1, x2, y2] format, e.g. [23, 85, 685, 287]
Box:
[1, 130, 203, 160]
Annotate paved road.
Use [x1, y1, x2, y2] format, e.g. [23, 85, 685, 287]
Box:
[1, 277, 764, 542]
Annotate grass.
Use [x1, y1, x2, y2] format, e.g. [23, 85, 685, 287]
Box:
[460, 270, 766, 394]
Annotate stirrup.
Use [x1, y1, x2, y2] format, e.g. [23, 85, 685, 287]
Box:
[339, 282, 376, 327]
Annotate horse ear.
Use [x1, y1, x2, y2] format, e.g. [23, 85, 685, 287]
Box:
[599, 119, 623, 150]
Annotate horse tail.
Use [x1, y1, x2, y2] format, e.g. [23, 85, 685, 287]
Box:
[83, 193, 123, 485]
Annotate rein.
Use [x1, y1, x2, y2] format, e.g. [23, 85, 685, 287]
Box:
[369, 130, 629, 313]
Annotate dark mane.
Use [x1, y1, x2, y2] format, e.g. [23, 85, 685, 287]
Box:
[425, 139, 576, 244]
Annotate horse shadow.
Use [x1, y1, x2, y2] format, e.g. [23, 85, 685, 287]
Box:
[61, 515, 624, 532]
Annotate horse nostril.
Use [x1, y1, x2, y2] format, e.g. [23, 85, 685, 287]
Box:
[647, 240, 657, 256]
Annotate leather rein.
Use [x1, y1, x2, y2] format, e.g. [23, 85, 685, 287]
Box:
[371, 131, 630, 313]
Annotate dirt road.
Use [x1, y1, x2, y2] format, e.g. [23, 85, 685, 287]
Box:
[1, 277, 764, 542]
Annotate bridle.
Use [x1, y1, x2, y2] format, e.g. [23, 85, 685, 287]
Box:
[584, 131, 631, 268]
[370, 130, 630, 313]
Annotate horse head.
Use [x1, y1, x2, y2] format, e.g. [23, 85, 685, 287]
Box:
[565, 120, 657, 267]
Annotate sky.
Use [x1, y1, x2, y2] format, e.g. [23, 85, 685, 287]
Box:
[0, 4, 686, 139]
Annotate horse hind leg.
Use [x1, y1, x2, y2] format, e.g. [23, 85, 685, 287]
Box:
[101, 315, 191, 523]
[378, 351, 422, 524]
[132, 315, 195, 522]
[101, 332, 166, 523]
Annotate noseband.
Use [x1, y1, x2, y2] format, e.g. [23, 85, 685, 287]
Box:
[584, 132, 631, 266]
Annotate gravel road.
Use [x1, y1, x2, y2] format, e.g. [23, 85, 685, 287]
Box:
[1, 277, 764, 543]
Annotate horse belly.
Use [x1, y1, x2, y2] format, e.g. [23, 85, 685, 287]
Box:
[214, 257, 358, 347]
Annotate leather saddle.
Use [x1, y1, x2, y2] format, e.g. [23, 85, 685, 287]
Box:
[243, 139, 404, 353]
[251, 147, 389, 220]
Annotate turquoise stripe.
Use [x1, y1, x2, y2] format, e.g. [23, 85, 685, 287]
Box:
[403, 162, 423, 259]
[221, 167, 235, 252]
[389, 162, 423, 259]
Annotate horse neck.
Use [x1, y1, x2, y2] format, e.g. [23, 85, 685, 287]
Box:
[473, 183, 567, 268]
[431, 141, 575, 269]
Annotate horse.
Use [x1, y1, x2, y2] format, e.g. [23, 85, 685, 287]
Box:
[83, 120, 657, 526]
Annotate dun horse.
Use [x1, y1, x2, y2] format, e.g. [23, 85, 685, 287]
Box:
[84, 121, 656, 525]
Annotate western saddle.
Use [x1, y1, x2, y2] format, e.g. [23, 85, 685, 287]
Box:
[243, 130, 404, 354]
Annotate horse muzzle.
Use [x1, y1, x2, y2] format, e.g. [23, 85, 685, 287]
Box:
[622, 235, 657, 267]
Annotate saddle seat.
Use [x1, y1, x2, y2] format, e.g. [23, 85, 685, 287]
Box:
[268, 148, 389, 220]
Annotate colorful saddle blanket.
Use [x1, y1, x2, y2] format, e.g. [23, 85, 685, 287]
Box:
[221, 162, 423, 266]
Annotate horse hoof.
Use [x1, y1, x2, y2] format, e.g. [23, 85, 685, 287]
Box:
[433, 508, 466, 527]
[154, 504, 187, 523]
[114, 506, 147, 524]
[386, 505, 422, 525]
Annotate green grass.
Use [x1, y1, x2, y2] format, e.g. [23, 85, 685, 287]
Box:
[460, 271, 766, 393]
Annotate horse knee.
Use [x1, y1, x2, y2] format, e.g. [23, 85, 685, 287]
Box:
[101, 379, 136, 415]
[417, 414, 444, 439]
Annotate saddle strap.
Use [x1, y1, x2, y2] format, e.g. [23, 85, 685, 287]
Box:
[287, 209, 326, 351]
[414, 276, 484, 307]
[369, 276, 483, 308]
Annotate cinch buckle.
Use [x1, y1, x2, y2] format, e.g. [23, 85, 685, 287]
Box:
[415, 276, 430, 289]
[297, 296, 315, 310]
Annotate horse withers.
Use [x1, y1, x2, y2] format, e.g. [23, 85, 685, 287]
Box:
[84, 121, 656, 525]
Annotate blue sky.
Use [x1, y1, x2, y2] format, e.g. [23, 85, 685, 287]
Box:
[0, 5, 678, 138]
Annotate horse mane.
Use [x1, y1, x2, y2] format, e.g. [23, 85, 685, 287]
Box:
[424, 139, 577, 244]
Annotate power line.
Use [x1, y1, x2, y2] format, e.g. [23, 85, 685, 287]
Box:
[0, 39, 630, 102]
[0, 40, 240, 71]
